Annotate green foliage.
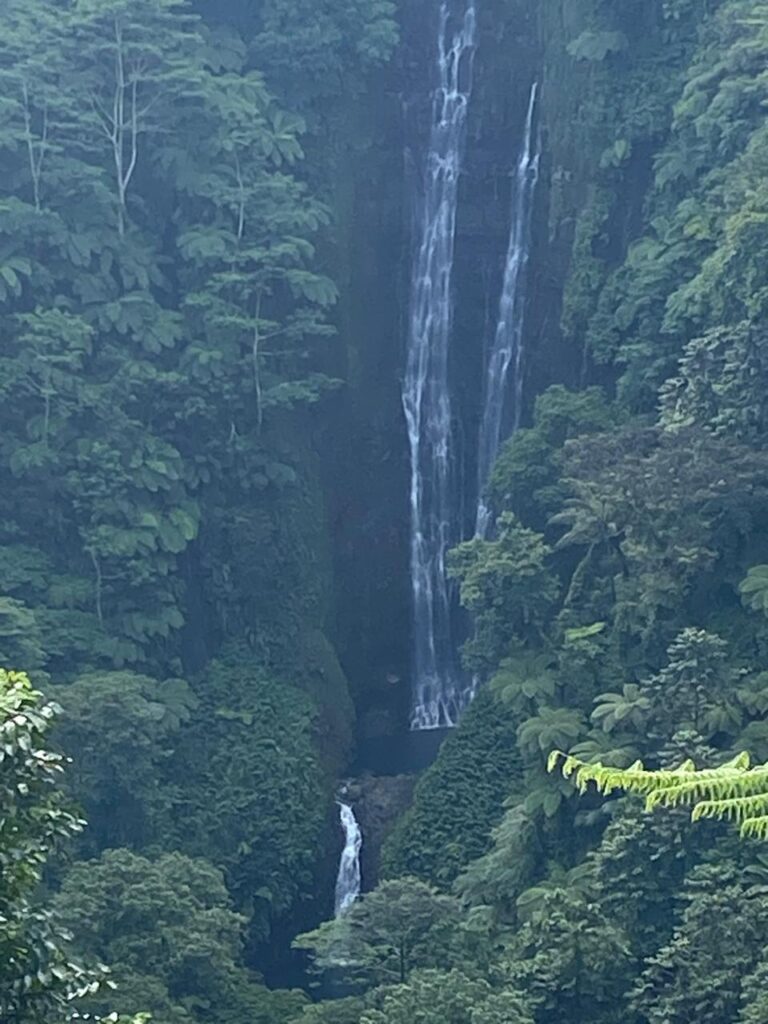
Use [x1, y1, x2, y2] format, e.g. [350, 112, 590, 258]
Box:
[549, 748, 768, 840]
[290, 996, 365, 1024]
[7, 0, 768, 1021]
[660, 322, 768, 440]
[559, 187, 614, 346]
[308, 4, 768, 1023]
[553, 425, 768, 652]
[295, 878, 460, 989]
[435, 25, 768, 987]
[486, 386, 615, 530]
[503, 886, 633, 1024]
[517, 707, 586, 760]
[585, 0, 768, 407]
[381, 688, 522, 886]
[547, 0, 705, 391]
[448, 516, 559, 672]
[248, 0, 398, 113]
[454, 805, 541, 925]
[0, 598, 47, 673]
[54, 848, 285, 1024]
[0, 0, 351, 977]
[740, 956, 768, 1024]
[359, 969, 533, 1024]
[740, 565, 768, 617]
[490, 652, 557, 716]
[0, 0, 340, 671]
[52, 672, 197, 852]
[0, 669, 103, 1023]
[630, 863, 768, 1024]
[572, 627, 750, 764]
[169, 654, 331, 941]
[591, 684, 651, 733]
[583, 803, 695, 959]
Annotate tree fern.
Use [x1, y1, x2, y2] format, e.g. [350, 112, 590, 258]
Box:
[740, 565, 768, 617]
[548, 750, 768, 839]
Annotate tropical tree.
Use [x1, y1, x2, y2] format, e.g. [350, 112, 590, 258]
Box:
[0, 0, 340, 672]
[0, 669, 104, 1023]
[244, 0, 398, 120]
[630, 864, 768, 1024]
[167, 656, 328, 946]
[454, 805, 541, 926]
[660, 321, 768, 441]
[52, 671, 196, 852]
[294, 878, 460, 988]
[359, 969, 533, 1024]
[503, 886, 633, 1024]
[65, 0, 204, 235]
[54, 848, 282, 1024]
[448, 515, 560, 672]
[380, 689, 522, 886]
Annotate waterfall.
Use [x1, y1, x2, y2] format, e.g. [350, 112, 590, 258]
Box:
[403, 0, 477, 731]
[475, 83, 540, 539]
[334, 802, 362, 917]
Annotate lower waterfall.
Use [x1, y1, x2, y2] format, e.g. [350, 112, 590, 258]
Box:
[334, 802, 363, 917]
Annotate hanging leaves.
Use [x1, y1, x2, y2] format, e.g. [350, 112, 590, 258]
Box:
[740, 565, 768, 616]
[549, 749, 768, 840]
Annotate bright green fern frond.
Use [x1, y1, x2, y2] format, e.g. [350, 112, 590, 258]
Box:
[741, 816, 768, 840]
[550, 756, 701, 798]
[691, 794, 768, 825]
[548, 749, 768, 839]
[644, 766, 768, 811]
[548, 749, 569, 770]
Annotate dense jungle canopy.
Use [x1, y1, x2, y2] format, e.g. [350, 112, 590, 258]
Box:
[4, 1, 768, 1023]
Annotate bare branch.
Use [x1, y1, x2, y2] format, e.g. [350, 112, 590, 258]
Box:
[253, 289, 264, 434]
[234, 150, 245, 242]
[89, 548, 104, 626]
[20, 79, 47, 212]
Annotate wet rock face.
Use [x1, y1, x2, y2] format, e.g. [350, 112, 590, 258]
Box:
[341, 774, 417, 889]
[328, 0, 547, 732]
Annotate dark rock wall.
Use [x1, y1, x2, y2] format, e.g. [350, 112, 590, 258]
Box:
[326, 0, 662, 749]
[328, 0, 553, 738]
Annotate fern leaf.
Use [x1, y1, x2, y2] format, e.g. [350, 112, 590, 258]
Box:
[741, 816, 768, 840]
[691, 794, 768, 825]
[548, 749, 768, 840]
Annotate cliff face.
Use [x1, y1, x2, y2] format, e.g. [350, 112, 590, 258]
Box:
[205, 0, 703, 964]
[326, 0, 544, 738]
[301, 3, 716, 930]
[325, 0, 683, 736]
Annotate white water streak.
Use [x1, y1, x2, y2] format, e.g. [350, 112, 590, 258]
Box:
[334, 802, 362, 917]
[403, 1, 477, 731]
[475, 83, 540, 539]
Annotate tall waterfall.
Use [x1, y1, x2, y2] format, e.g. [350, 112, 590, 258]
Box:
[475, 83, 540, 539]
[334, 802, 362, 917]
[403, 0, 477, 731]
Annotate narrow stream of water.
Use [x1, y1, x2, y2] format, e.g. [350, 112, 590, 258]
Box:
[334, 802, 363, 917]
[403, 0, 478, 731]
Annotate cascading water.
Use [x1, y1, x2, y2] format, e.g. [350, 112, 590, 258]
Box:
[403, 0, 477, 731]
[475, 83, 540, 539]
[334, 802, 363, 917]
